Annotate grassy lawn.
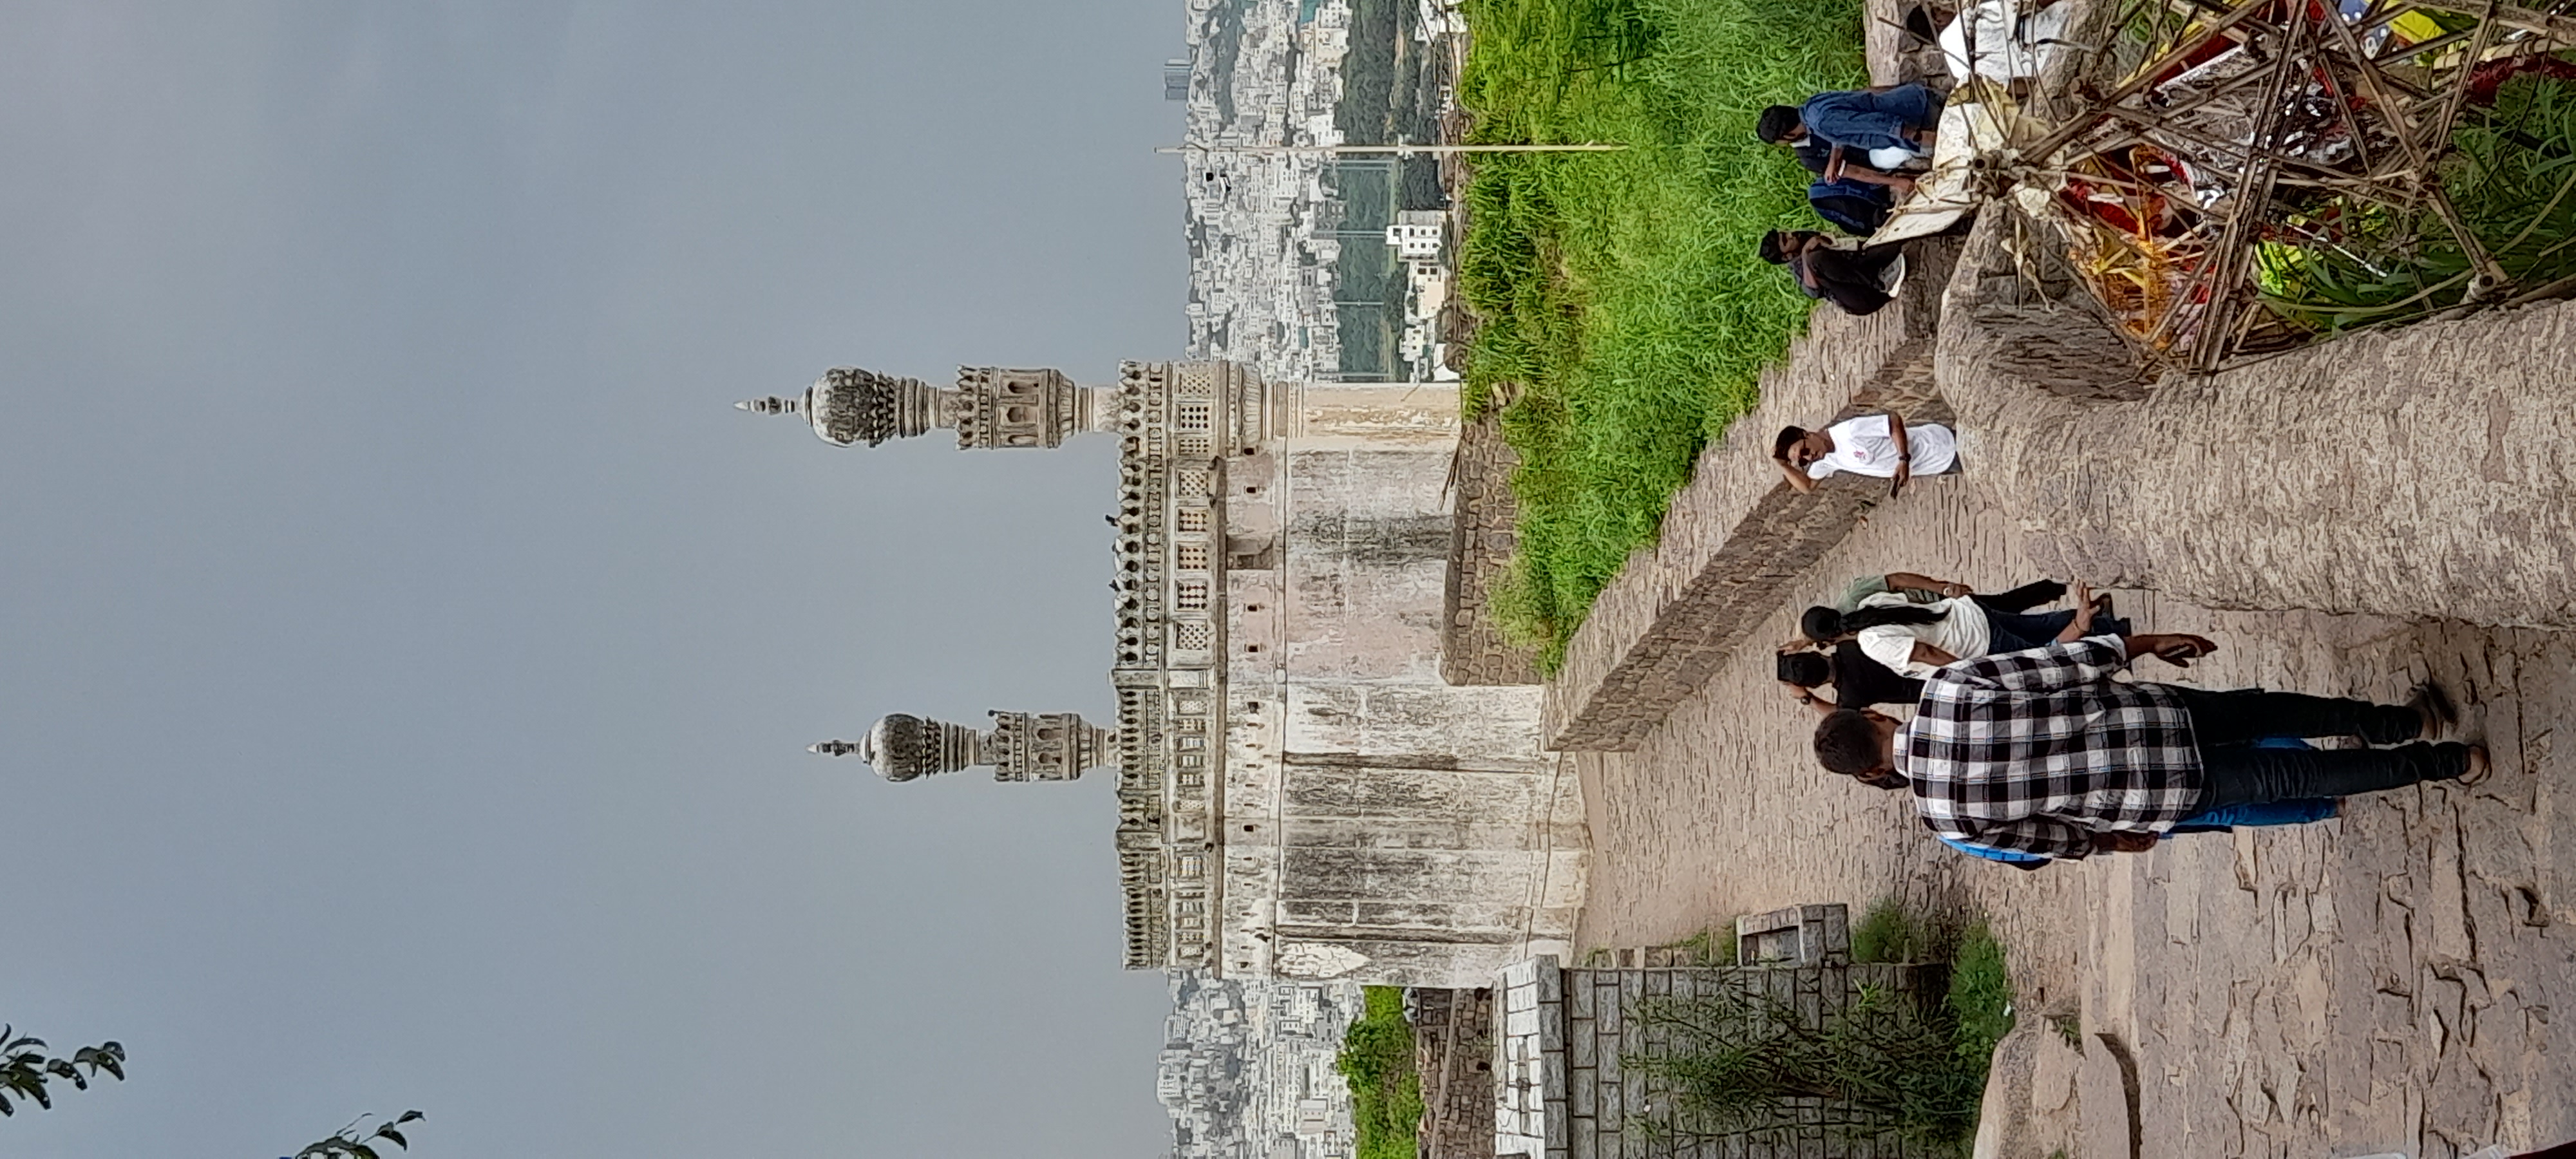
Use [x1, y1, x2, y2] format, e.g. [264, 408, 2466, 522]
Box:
[1455, 0, 1867, 664]
[1336, 986, 1425, 1159]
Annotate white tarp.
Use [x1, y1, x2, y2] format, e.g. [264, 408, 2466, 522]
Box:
[1940, 0, 2078, 82]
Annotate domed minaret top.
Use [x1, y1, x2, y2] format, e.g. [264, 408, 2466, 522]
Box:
[812, 710, 1115, 783]
[740, 364, 1117, 450]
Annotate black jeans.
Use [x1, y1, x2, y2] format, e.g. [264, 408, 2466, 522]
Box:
[2174, 687, 2468, 807]
[1967, 580, 2066, 614]
[1985, 608, 2134, 652]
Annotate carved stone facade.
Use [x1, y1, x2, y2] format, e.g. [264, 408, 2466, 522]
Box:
[767, 359, 1584, 988]
[737, 364, 1113, 449]
[817, 710, 1115, 784]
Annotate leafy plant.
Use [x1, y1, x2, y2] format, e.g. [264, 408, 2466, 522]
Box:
[1336, 988, 1423, 1159]
[1633, 982, 1987, 1149]
[2258, 72, 2576, 330]
[1850, 898, 1933, 965]
[292, 1110, 425, 1159]
[0, 1026, 126, 1117]
[1946, 923, 2015, 1064]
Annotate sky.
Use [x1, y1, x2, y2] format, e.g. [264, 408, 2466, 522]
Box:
[0, 3, 1187, 1156]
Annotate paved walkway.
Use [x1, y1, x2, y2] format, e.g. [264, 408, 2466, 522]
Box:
[1569, 467, 2576, 1158]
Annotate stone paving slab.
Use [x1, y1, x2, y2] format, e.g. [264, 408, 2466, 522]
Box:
[1570, 462, 2576, 1159]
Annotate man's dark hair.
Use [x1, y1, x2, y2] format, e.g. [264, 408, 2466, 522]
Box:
[1814, 709, 1888, 775]
[1756, 104, 1803, 144]
[1803, 602, 1946, 642]
[1758, 229, 1791, 265]
[1854, 768, 1911, 791]
[1772, 426, 1809, 460]
[1778, 651, 1831, 686]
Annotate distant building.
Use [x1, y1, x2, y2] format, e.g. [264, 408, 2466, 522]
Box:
[1384, 209, 1446, 260]
[752, 358, 1582, 987]
[1166, 57, 1192, 100]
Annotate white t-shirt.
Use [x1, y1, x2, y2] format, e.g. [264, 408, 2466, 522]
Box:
[1805, 415, 1960, 480]
[1855, 593, 1992, 678]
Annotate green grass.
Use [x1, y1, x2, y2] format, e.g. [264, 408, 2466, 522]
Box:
[1337, 986, 1426, 1159]
[1455, 0, 1868, 663]
[1851, 897, 1933, 965]
[1945, 921, 2015, 1066]
[1660, 926, 1739, 966]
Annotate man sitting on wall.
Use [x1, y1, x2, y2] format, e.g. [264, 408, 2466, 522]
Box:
[1758, 83, 1945, 169]
[1810, 632, 2486, 866]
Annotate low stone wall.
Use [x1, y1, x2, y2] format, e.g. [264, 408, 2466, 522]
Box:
[1540, 242, 1958, 751]
[1412, 987, 1499, 1159]
[1445, 413, 1545, 686]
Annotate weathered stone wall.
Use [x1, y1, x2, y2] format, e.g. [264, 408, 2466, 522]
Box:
[1411, 987, 1499, 1159]
[1220, 386, 1587, 988]
[1540, 241, 1959, 751]
[1444, 413, 1544, 686]
[1938, 212, 2576, 628]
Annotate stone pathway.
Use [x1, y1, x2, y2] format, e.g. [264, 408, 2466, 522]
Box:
[1569, 467, 2576, 1158]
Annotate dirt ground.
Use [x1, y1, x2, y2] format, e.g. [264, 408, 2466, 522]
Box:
[1569, 466, 2576, 1158]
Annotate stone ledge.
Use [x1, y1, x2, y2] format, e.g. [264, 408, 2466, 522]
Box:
[1541, 240, 1959, 752]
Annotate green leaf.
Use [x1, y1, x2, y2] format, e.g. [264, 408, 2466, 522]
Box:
[372, 1127, 407, 1149]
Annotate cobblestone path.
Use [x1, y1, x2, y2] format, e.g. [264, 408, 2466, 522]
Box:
[1570, 468, 2576, 1158]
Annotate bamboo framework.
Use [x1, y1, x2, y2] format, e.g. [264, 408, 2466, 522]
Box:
[1999, 0, 2576, 369]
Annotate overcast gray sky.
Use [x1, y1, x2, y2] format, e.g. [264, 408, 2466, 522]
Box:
[0, 3, 1184, 1156]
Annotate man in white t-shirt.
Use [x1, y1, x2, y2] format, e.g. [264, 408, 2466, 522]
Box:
[1772, 411, 1958, 495]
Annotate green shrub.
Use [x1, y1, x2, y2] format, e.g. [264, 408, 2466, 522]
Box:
[1633, 983, 1985, 1151]
[1629, 912, 2018, 1155]
[1851, 898, 1933, 964]
[1946, 922, 2015, 1064]
[2257, 73, 2576, 331]
[1337, 986, 1425, 1159]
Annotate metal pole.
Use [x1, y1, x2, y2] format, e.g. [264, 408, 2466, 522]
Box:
[1159, 143, 1627, 155]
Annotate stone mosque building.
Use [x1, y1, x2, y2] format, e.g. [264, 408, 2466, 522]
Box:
[743, 359, 1584, 988]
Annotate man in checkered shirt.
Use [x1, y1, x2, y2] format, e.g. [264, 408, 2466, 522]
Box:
[1812, 629, 2485, 865]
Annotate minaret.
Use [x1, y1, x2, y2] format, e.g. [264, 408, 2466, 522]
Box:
[813, 710, 1116, 783]
[739, 364, 1117, 449]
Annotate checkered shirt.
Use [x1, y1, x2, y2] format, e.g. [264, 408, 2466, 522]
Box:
[1895, 637, 2206, 863]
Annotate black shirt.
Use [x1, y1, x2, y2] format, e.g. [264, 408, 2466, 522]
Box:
[1832, 639, 1924, 708]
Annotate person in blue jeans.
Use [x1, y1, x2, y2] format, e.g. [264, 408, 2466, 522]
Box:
[1936, 740, 2340, 869]
[1758, 83, 1946, 167]
[1812, 631, 2485, 865]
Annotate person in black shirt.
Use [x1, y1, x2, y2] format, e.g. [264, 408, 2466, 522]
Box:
[1761, 229, 1906, 316]
[1780, 643, 1924, 711]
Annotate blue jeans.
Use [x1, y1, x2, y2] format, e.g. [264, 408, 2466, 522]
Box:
[1985, 608, 2133, 652]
